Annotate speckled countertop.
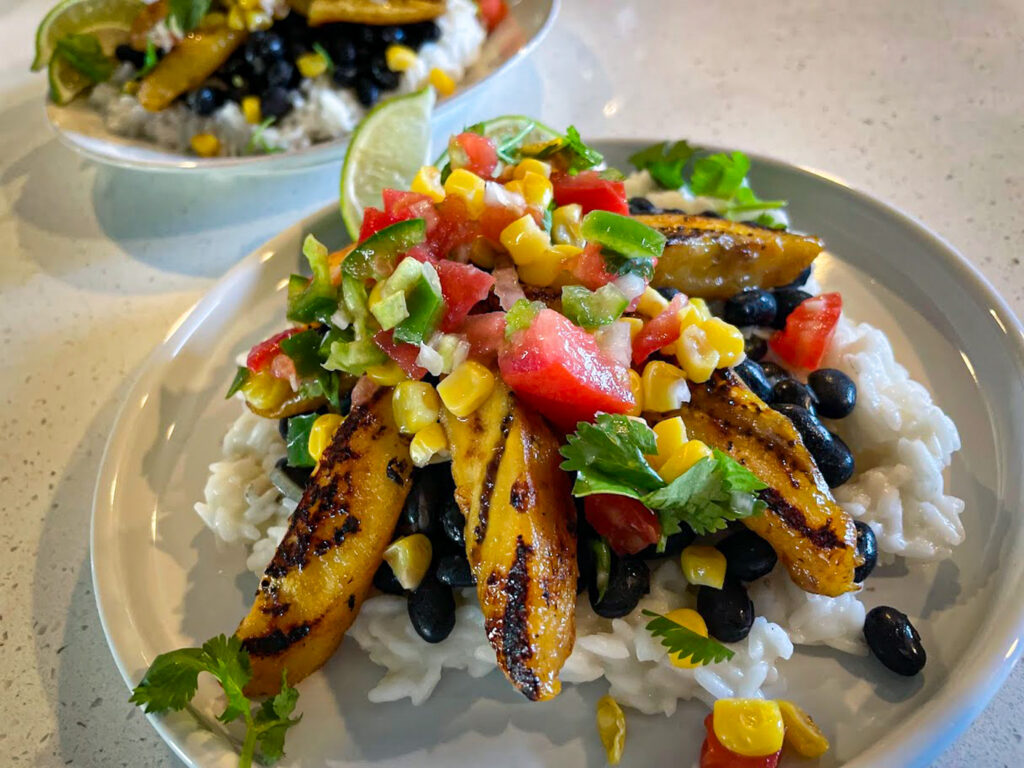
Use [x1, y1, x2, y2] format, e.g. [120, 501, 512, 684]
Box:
[2, 0, 1023, 765]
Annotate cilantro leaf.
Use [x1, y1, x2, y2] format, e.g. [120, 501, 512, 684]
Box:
[137, 40, 159, 78]
[642, 609, 735, 665]
[168, 0, 211, 33]
[129, 647, 208, 713]
[563, 125, 604, 173]
[253, 672, 302, 763]
[560, 414, 664, 494]
[226, 366, 250, 399]
[246, 117, 283, 155]
[628, 140, 698, 190]
[202, 634, 252, 723]
[753, 212, 787, 230]
[689, 151, 751, 199]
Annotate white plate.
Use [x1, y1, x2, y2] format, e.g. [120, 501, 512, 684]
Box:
[46, 0, 557, 174]
[92, 141, 1024, 767]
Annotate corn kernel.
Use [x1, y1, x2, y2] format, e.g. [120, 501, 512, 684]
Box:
[713, 699, 785, 758]
[468, 238, 497, 269]
[392, 381, 441, 434]
[551, 204, 584, 246]
[626, 370, 643, 417]
[503, 179, 525, 197]
[409, 423, 450, 467]
[241, 95, 261, 124]
[677, 302, 703, 331]
[702, 317, 746, 367]
[640, 360, 688, 413]
[691, 298, 711, 321]
[681, 544, 727, 589]
[499, 214, 551, 266]
[437, 361, 495, 417]
[385, 43, 418, 72]
[636, 287, 670, 318]
[595, 695, 626, 765]
[647, 417, 687, 469]
[227, 5, 246, 29]
[443, 168, 486, 218]
[245, 9, 271, 30]
[520, 171, 554, 209]
[513, 158, 552, 179]
[551, 243, 583, 259]
[778, 701, 829, 758]
[621, 316, 645, 341]
[676, 324, 720, 383]
[383, 533, 433, 590]
[366, 360, 409, 386]
[411, 165, 445, 203]
[240, 370, 290, 411]
[308, 413, 345, 464]
[658, 439, 712, 483]
[663, 608, 709, 668]
[237, 0, 260, 11]
[190, 132, 221, 157]
[296, 51, 328, 79]
[429, 67, 456, 97]
[122, 79, 139, 95]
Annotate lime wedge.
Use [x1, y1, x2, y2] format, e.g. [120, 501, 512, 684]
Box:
[433, 115, 561, 167]
[48, 54, 93, 105]
[340, 86, 436, 241]
[33, 0, 143, 71]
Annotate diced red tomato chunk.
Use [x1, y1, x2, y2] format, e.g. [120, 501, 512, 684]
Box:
[477, 0, 507, 31]
[451, 132, 499, 178]
[424, 196, 482, 259]
[569, 242, 617, 290]
[552, 170, 628, 215]
[247, 328, 302, 373]
[769, 292, 842, 370]
[373, 329, 427, 380]
[462, 312, 507, 362]
[699, 715, 781, 768]
[498, 308, 635, 430]
[584, 495, 661, 556]
[360, 190, 439, 242]
[435, 261, 495, 332]
[632, 294, 686, 365]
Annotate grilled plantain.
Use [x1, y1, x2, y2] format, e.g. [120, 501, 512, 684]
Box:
[442, 382, 578, 701]
[635, 213, 823, 299]
[138, 27, 247, 112]
[679, 369, 859, 596]
[303, 0, 445, 26]
[236, 388, 413, 696]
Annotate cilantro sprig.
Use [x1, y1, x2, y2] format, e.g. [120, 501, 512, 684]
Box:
[559, 414, 767, 546]
[642, 609, 735, 666]
[130, 635, 301, 768]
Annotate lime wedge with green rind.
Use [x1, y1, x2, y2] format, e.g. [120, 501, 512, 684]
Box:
[33, 0, 143, 71]
[48, 54, 94, 104]
[339, 86, 436, 241]
[433, 115, 561, 168]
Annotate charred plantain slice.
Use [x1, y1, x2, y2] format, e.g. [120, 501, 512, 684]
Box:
[304, 0, 445, 26]
[236, 388, 413, 696]
[635, 213, 823, 299]
[442, 382, 578, 701]
[138, 27, 247, 112]
[679, 369, 859, 596]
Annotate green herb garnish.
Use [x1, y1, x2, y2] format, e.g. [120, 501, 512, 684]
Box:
[137, 40, 159, 77]
[642, 609, 735, 665]
[54, 33, 115, 82]
[225, 366, 250, 399]
[167, 0, 212, 34]
[246, 117, 283, 155]
[285, 413, 318, 468]
[312, 42, 334, 72]
[129, 634, 301, 768]
[628, 140, 697, 190]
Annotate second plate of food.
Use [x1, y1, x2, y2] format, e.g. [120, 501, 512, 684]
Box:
[92, 130, 1024, 768]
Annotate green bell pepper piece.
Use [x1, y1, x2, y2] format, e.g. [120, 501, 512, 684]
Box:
[581, 210, 667, 261]
[393, 262, 444, 345]
[341, 219, 427, 282]
[561, 284, 629, 328]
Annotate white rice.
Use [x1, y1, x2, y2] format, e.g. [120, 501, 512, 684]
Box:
[88, 0, 486, 156]
[195, 310, 965, 711]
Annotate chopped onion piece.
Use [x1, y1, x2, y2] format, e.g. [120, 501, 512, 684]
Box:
[613, 273, 647, 302]
[493, 264, 527, 310]
[484, 180, 526, 211]
[416, 341, 445, 376]
[594, 320, 632, 368]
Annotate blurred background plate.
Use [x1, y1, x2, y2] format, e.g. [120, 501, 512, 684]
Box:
[91, 141, 1024, 767]
[44, 0, 557, 174]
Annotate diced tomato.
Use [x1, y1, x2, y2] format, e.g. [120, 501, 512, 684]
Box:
[247, 328, 302, 373]
[633, 294, 686, 365]
[479, 197, 526, 243]
[569, 242, 617, 290]
[359, 206, 407, 241]
[477, 0, 507, 31]
[462, 312, 507, 361]
[498, 308, 635, 430]
[425, 196, 482, 259]
[769, 292, 842, 370]
[360, 190, 440, 242]
[434, 261, 495, 332]
[699, 715, 781, 768]
[584, 495, 661, 556]
[373, 329, 427, 379]
[552, 170, 628, 215]
[450, 132, 499, 178]
[270, 353, 297, 383]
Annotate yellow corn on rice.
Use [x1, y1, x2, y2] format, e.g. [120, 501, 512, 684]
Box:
[190, 133, 221, 158]
[550, 204, 584, 246]
[429, 67, 456, 96]
[241, 95, 261, 124]
[296, 51, 328, 79]
[595, 695, 626, 765]
[626, 370, 643, 416]
[712, 699, 785, 758]
[663, 608, 710, 669]
[383, 533, 433, 590]
[385, 43, 418, 72]
[681, 544, 727, 589]
[778, 701, 830, 758]
[437, 361, 495, 417]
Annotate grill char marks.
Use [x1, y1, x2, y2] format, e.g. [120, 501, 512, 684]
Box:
[492, 537, 541, 700]
[758, 487, 845, 550]
[475, 409, 514, 544]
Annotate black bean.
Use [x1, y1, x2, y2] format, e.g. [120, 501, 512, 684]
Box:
[436, 553, 476, 588]
[408, 574, 456, 643]
[589, 556, 650, 619]
[186, 85, 226, 116]
[355, 79, 380, 106]
[406, 20, 440, 45]
[724, 289, 777, 328]
[115, 44, 146, 68]
[373, 561, 405, 595]
[770, 378, 818, 413]
[773, 403, 831, 454]
[697, 579, 754, 642]
[717, 530, 777, 581]
[734, 359, 773, 402]
[278, 417, 290, 440]
[261, 87, 293, 120]
[377, 25, 405, 44]
[440, 495, 466, 547]
[864, 606, 926, 676]
[245, 31, 285, 69]
[655, 286, 681, 302]
[637, 527, 696, 559]
[628, 196, 658, 215]
[758, 361, 790, 387]
[778, 266, 812, 289]
[817, 431, 855, 488]
[398, 463, 456, 537]
[854, 521, 878, 583]
[771, 288, 812, 329]
[576, 535, 592, 595]
[265, 59, 297, 89]
[808, 368, 857, 419]
[328, 38, 357, 66]
[744, 335, 768, 362]
[273, 457, 312, 488]
[332, 63, 359, 87]
[369, 57, 400, 90]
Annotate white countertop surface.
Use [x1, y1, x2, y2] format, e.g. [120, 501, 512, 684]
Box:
[2, 0, 1023, 765]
